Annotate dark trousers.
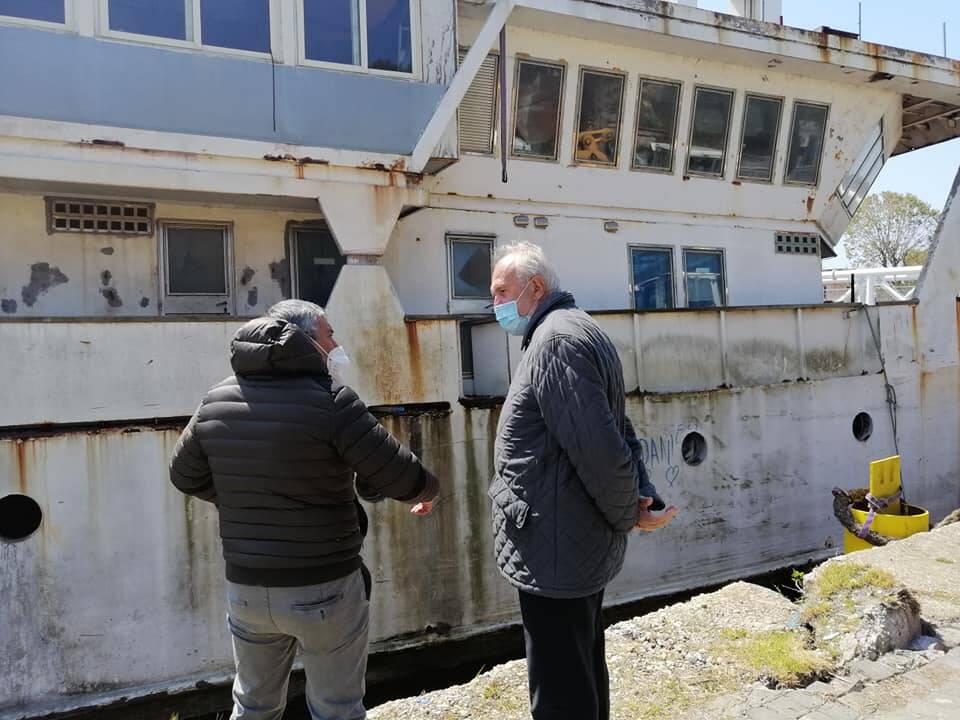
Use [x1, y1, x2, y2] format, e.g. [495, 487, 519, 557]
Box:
[518, 589, 609, 720]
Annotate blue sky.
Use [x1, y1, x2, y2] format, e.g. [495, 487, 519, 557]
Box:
[697, 1, 960, 266]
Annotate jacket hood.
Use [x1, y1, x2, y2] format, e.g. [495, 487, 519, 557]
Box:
[230, 316, 328, 377]
[522, 290, 577, 349]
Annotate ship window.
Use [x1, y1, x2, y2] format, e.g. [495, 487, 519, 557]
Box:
[0, 0, 64, 24]
[458, 48, 500, 155]
[632, 79, 681, 173]
[683, 249, 726, 308]
[104, 0, 271, 53]
[837, 120, 884, 216]
[630, 247, 675, 310]
[107, 0, 189, 40]
[511, 58, 565, 162]
[302, 0, 414, 74]
[786, 101, 829, 185]
[448, 236, 493, 300]
[687, 87, 735, 177]
[737, 94, 783, 182]
[161, 222, 234, 314]
[574, 68, 626, 167]
[201, 0, 270, 53]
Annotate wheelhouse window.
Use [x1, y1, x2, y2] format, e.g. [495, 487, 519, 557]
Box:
[512, 59, 565, 161]
[683, 249, 726, 308]
[630, 247, 674, 310]
[737, 94, 783, 182]
[687, 87, 734, 177]
[161, 222, 233, 314]
[574, 68, 626, 167]
[201, 0, 270, 53]
[785, 101, 829, 185]
[837, 120, 884, 216]
[448, 235, 493, 300]
[302, 0, 414, 74]
[104, 0, 271, 53]
[107, 0, 189, 40]
[0, 0, 65, 24]
[633, 79, 681, 172]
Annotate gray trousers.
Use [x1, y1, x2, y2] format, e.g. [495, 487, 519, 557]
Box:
[226, 570, 369, 720]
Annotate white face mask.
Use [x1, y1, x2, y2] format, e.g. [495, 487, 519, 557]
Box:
[325, 345, 351, 385]
[308, 336, 351, 385]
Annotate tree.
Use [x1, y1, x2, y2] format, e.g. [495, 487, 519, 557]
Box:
[842, 191, 939, 268]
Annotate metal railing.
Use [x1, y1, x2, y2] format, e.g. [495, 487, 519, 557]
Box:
[822, 266, 923, 304]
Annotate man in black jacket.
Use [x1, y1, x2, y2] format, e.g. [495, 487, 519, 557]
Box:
[170, 299, 438, 720]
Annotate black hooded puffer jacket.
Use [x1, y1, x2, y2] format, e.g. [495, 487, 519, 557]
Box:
[169, 317, 438, 587]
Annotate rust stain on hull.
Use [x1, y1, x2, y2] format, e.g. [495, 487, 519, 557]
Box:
[405, 320, 425, 402]
[15, 439, 27, 494]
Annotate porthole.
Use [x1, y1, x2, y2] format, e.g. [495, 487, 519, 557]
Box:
[682, 432, 708, 466]
[852, 412, 873, 442]
[0, 494, 43, 541]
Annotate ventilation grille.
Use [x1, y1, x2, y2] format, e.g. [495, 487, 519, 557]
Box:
[46, 198, 154, 235]
[776, 232, 821, 256]
[458, 49, 498, 155]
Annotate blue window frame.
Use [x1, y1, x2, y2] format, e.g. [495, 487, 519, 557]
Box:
[631, 247, 675, 310]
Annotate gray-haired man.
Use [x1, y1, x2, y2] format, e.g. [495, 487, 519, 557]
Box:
[170, 300, 438, 720]
[488, 243, 678, 720]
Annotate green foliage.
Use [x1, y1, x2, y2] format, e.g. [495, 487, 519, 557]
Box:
[842, 191, 939, 268]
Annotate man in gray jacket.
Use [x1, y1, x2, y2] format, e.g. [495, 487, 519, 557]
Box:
[489, 243, 677, 720]
[170, 299, 438, 720]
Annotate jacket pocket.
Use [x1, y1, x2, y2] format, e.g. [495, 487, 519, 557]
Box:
[489, 476, 530, 529]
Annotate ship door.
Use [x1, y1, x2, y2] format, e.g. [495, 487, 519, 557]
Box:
[289, 222, 345, 307]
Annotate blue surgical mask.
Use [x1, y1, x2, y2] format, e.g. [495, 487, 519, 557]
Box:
[495, 282, 532, 336]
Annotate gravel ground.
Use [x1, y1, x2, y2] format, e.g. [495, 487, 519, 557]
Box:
[369, 582, 810, 720]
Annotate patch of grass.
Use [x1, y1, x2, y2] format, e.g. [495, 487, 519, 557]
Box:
[724, 631, 830, 687]
[809, 562, 896, 599]
[801, 600, 832, 624]
[480, 679, 507, 701]
[720, 628, 748, 640]
[477, 678, 523, 713]
[616, 673, 740, 720]
[935, 557, 955, 564]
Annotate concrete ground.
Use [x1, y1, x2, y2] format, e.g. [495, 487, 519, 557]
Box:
[723, 642, 960, 720]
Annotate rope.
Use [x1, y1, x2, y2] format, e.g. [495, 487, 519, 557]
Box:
[863, 307, 906, 501]
[832, 487, 897, 546]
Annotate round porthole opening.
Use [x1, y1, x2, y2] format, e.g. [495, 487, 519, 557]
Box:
[852, 412, 873, 442]
[0, 494, 43, 542]
[682, 432, 708, 466]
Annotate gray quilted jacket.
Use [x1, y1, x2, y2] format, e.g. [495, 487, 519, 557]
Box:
[490, 291, 664, 599]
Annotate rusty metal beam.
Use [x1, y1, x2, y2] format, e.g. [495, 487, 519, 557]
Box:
[902, 106, 960, 130]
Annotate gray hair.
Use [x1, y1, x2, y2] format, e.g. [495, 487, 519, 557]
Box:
[266, 299, 326, 338]
[494, 241, 560, 292]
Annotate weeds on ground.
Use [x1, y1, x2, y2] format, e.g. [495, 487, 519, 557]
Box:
[716, 630, 831, 687]
[806, 562, 895, 600]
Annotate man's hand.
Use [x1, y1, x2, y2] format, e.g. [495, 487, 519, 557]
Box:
[634, 496, 678, 532]
[410, 500, 435, 516]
